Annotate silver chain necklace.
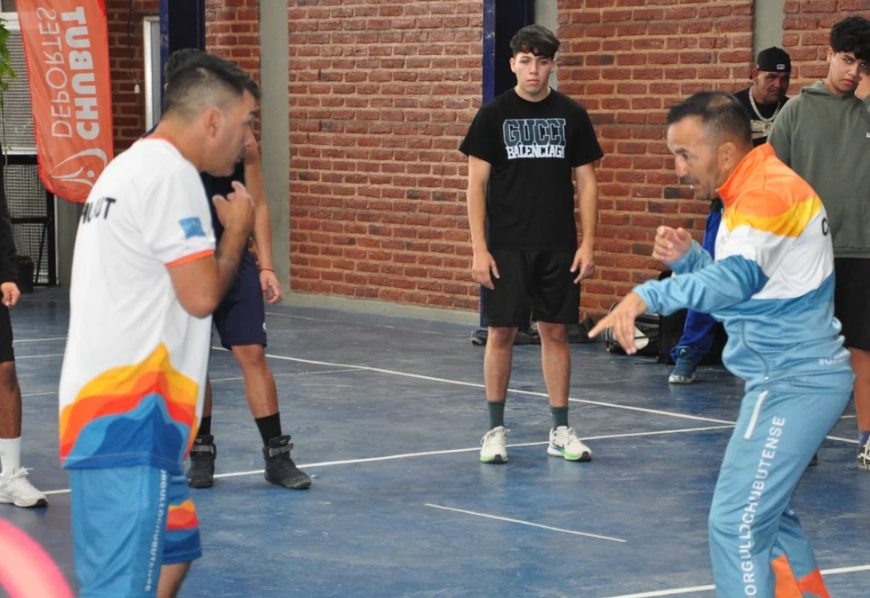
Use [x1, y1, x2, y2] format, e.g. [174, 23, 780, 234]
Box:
[748, 90, 781, 124]
[748, 90, 782, 138]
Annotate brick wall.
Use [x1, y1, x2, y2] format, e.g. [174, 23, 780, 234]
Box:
[288, 1, 482, 310]
[106, 1, 261, 153]
[106, 0, 158, 152]
[205, 0, 260, 81]
[285, 0, 760, 317]
[556, 0, 755, 316]
[109, 2, 869, 319]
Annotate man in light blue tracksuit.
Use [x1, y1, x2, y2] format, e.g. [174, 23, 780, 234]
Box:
[591, 92, 852, 597]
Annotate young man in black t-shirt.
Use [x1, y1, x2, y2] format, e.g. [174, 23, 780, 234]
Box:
[460, 25, 603, 464]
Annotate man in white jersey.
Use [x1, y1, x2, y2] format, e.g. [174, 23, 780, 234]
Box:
[59, 53, 257, 597]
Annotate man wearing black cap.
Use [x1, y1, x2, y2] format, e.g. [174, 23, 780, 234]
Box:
[735, 46, 791, 146]
[666, 47, 793, 385]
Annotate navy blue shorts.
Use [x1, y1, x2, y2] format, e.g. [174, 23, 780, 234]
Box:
[213, 253, 267, 349]
[483, 249, 580, 327]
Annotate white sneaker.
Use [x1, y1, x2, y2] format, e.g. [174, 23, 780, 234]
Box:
[480, 426, 508, 464]
[858, 440, 870, 471]
[548, 426, 592, 462]
[0, 468, 48, 508]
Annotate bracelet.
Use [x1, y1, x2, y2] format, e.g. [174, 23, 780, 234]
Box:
[258, 267, 274, 273]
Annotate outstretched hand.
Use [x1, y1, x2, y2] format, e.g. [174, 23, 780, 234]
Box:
[652, 226, 693, 263]
[587, 292, 648, 354]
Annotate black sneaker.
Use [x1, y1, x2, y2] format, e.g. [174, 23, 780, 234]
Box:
[470, 328, 487, 346]
[568, 317, 596, 343]
[514, 324, 540, 345]
[263, 435, 312, 489]
[187, 434, 216, 488]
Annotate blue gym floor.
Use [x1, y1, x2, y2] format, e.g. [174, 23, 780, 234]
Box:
[4, 287, 869, 597]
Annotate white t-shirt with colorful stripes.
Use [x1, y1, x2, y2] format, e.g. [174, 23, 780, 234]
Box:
[59, 138, 215, 474]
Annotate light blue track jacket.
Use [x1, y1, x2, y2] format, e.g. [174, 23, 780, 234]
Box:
[634, 145, 853, 393]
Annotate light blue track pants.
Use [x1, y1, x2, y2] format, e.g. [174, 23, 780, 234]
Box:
[708, 388, 850, 597]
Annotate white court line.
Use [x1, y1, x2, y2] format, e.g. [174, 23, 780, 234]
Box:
[824, 563, 870, 575]
[208, 368, 363, 384]
[586, 425, 733, 441]
[263, 352, 735, 425]
[15, 353, 63, 359]
[598, 563, 870, 598]
[17, 349, 860, 444]
[601, 584, 714, 597]
[264, 310, 453, 337]
[40, 424, 731, 496]
[12, 336, 67, 344]
[424, 502, 626, 543]
[827, 434, 859, 444]
[27, 348, 856, 443]
[274, 367, 364, 377]
[261, 352, 858, 445]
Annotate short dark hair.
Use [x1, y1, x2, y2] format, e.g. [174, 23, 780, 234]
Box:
[162, 52, 260, 120]
[509, 24, 560, 58]
[667, 91, 752, 147]
[830, 16, 870, 61]
[164, 48, 204, 82]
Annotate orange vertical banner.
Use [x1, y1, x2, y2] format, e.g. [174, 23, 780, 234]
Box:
[17, 0, 114, 203]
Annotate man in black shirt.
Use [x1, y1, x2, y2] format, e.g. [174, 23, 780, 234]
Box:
[161, 49, 311, 491]
[460, 25, 602, 464]
[735, 46, 791, 147]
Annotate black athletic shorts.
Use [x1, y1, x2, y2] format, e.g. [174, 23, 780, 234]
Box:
[0, 303, 13, 363]
[834, 257, 870, 351]
[483, 249, 580, 327]
[213, 252, 267, 349]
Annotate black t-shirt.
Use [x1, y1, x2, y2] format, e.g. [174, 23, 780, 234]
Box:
[460, 89, 603, 251]
[200, 160, 245, 240]
[734, 87, 788, 147]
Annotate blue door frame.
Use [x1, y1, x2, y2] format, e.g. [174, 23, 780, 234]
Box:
[159, 0, 205, 89]
[484, 0, 535, 102]
[477, 0, 536, 328]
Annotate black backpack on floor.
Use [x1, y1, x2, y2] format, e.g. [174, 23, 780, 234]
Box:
[602, 304, 662, 357]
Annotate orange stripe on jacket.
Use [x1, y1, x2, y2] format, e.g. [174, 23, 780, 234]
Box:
[719, 143, 823, 238]
[724, 193, 822, 238]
